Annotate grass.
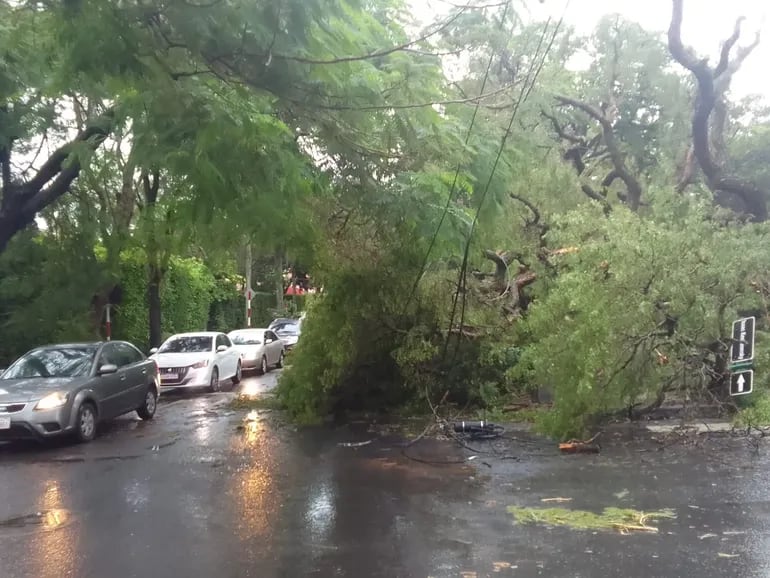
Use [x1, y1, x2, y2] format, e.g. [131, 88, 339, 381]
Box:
[507, 506, 676, 533]
[734, 391, 770, 427]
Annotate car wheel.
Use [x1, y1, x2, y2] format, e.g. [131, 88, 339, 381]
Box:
[277, 351, 285, 369]
[259, 356, 268, 375]
[209, 367, 220, 393]
[232, 361, 242, 385]
[137, 386, 157, 420]
[75, 402, 97, 443]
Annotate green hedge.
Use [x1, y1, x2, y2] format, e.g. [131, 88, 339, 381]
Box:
[0, 231, 105, 365]
[113, 249, 218, 350]
[0, 234, 275, 364]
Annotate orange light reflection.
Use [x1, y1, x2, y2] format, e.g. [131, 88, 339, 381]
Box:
[29, 480, 77, 578]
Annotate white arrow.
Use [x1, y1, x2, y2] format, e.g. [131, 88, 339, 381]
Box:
[737, 374, 746, 393]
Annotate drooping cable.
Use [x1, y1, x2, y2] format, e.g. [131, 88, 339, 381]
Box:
[443, 10, 567, 361]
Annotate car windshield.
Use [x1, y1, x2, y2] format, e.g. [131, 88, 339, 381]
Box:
[229, 333, 262, 345]
[271, 322, 300, 336]
[157, 336, 213, 354]
[1, 347, 97, 379]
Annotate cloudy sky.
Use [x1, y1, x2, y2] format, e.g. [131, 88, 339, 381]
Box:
[413, 0, 769, 99]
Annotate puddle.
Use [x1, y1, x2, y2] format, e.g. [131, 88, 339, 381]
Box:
[0, 509, 73, 537]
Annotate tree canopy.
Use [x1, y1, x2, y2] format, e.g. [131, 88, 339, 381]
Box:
[1, 0, 769, 437]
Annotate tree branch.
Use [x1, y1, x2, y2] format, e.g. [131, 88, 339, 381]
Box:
[21, 107, 115, 198]
[668, 0, 719, 181]
[556, 95, 643, 210]
[714, 17, 745, 78]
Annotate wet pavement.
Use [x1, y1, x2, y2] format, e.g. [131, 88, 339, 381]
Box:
[1, 370, 770, 577]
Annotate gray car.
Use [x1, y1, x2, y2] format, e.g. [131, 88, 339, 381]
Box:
[0, 341, 159, 443]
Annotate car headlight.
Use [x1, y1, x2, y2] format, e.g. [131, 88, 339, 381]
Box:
[35, 391, 68, 410]
[191, 360, 209, 369]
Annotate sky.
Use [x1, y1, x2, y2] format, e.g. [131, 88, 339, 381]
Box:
[414, 0, 769, 99]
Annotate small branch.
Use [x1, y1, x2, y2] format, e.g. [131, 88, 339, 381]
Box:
[714, 17, 745, 78]
[509, 193, 541, 227]
[269, 8, 468, 66]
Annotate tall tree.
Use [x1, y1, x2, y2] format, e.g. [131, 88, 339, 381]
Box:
[668, 0, 766, 220]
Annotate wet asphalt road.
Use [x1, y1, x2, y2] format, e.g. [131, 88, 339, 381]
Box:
[1, 372, 770, 578]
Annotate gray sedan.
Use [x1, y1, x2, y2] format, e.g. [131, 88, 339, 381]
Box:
[0, 341, 159, 443]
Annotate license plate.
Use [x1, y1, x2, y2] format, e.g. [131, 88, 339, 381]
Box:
[161, 373, 178, 381]
[0, 416, 10, 430]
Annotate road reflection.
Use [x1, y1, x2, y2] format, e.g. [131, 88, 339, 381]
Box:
[228, 412, 279, 545]
[29, 480, 77, 578]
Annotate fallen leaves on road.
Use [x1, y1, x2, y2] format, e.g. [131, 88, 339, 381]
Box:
[508, 506, 676, 533]
[492, 561, 514, 572]
[699, 533, 718, 540]
[718, 553, 739, 559]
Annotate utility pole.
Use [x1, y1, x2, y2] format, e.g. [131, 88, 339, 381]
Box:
[245, 242, 252, 327]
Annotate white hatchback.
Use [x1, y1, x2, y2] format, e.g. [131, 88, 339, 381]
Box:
[227, 328, 285, 375]
[150, 332, 242, 392]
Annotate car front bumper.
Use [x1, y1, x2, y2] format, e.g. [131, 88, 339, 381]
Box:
[0, 402, 76, 441]
[158, 366, 212, 389]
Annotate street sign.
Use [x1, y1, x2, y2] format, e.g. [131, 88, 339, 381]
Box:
[730, 316, 755, 365]
[730, 369, 754, 397]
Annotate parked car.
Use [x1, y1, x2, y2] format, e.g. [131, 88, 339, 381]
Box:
[227, 328, 285, 375]
[268, 317, 303, 352]
[0, 341, 159, 443]
[150, 332, 241, 392]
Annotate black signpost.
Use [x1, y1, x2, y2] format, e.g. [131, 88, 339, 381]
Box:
[729, 317, 757, 398]
[730, 370, 753, 397]
[730, 316, 755, 365]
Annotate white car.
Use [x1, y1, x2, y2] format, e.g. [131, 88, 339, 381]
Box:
[149, 332, 241, 392]
[227, 328, 285, 375]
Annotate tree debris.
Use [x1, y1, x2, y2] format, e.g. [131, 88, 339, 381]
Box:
[508, 506, 676, 533]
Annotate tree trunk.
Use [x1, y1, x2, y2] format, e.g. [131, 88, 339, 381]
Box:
[142, 169, 163, 347]
[275, 252, 284, 311]
[668, 1, 767, 220]
[148, 262, 163, 348]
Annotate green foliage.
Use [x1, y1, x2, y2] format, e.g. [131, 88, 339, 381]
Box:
[734, 393, 770, 428]
[113, 249, 218, 350]
[515, 196, 770, 438]
[0, 231, 105, 365]
[4, 0, 770, 439]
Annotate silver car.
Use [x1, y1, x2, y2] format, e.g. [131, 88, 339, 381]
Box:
[0, 341, 159, 443]
[267, 318, 303, 352]
[227, 328, 285, 374]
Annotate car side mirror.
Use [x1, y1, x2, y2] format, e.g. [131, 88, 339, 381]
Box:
[98, 364, 118, 376]
[265, 338, 274, 344]
[216, 345, 228, 353]
[149, 347, 159, 354]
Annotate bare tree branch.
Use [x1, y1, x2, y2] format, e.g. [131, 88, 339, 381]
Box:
[555, 94, 643, 210]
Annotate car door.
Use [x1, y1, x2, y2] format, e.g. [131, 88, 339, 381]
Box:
[93, 343, 128, 419]
[222, 334, 239, 374]
[215, 334, 234, 378]
[265, 331, 281, 365]
[113, 342, 149, 410]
